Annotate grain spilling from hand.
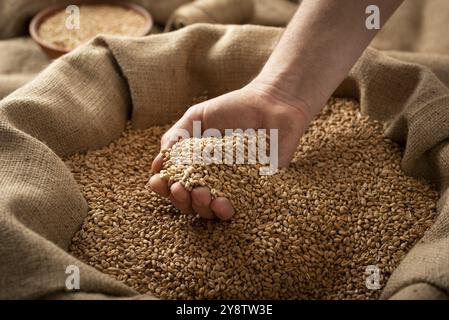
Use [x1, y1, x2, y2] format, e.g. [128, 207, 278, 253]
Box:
[67, 98, 438, 299]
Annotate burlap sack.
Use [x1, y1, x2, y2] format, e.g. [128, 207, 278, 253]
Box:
[250, 0, 297, 27]
[165, 0, 254, 32]
[0, 38, 50, 99]
[1, 0, 449, 299]
[164, 0, 298, 32]
[0, 0, 298, 99]
[0, 0, 194, 99]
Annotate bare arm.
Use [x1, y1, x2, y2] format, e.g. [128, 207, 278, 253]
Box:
[150, 0, 404, 220]
[251, 0, 404, 121]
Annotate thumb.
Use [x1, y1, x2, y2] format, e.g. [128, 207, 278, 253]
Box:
[152, 106, 202, 172]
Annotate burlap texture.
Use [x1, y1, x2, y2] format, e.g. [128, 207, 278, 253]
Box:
[164, 0, 298, 32]
[249, 0, 297, 27]
[0, 0, 195, 99]
[165, 0, 254, 32]
[0, 38, 50, 99]
[0, 0, 298, 99]
[1, 0, 449, 299]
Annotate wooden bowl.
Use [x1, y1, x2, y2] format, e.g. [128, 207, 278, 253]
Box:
[29, 1, 153, 59]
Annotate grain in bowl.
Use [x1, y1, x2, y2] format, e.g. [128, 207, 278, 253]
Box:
[37, 4, 150, 52]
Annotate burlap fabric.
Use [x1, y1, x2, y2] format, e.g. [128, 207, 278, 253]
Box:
[0, 0, 298, 99]
[164, 0, 298, 32]
[164, 0, 254, 32]
[1, 0, 449, 299]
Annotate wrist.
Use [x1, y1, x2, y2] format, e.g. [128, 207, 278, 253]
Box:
[246, 75, 316, 123]
[244, 78, 313, 128]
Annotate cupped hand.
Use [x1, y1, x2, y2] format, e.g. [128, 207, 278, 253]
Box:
[149, 82, 312, 220]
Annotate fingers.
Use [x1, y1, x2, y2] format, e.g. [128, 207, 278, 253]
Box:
[150, 102, 236, 220]
[191, 187, 214, 219]
[210, 197, 235, 221]
[278, 146, 295, 168]
[169, 182, 193, 214]
[148, 174, 170, 197]
[151, 153, 164, 173]
[160, 106, 200, 150]
[152, 106, 201, 174]
[149, 176, 235, 221]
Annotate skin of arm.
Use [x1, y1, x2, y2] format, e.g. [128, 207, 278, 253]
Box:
[250, 0, 404, 119]
[149, 0, 404, 220]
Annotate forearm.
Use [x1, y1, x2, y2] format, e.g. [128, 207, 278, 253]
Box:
[250, 0, 404, 120]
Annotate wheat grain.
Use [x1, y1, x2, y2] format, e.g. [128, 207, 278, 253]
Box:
[67, 98, 438, 299]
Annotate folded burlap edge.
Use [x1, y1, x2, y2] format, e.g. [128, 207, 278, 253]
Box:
[1, 24, 449, 299]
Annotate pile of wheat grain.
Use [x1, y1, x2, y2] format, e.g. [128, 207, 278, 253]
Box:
[67, 98, 438, 299]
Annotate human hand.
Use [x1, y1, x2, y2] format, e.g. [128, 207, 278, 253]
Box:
[149, 82, 312, 220]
